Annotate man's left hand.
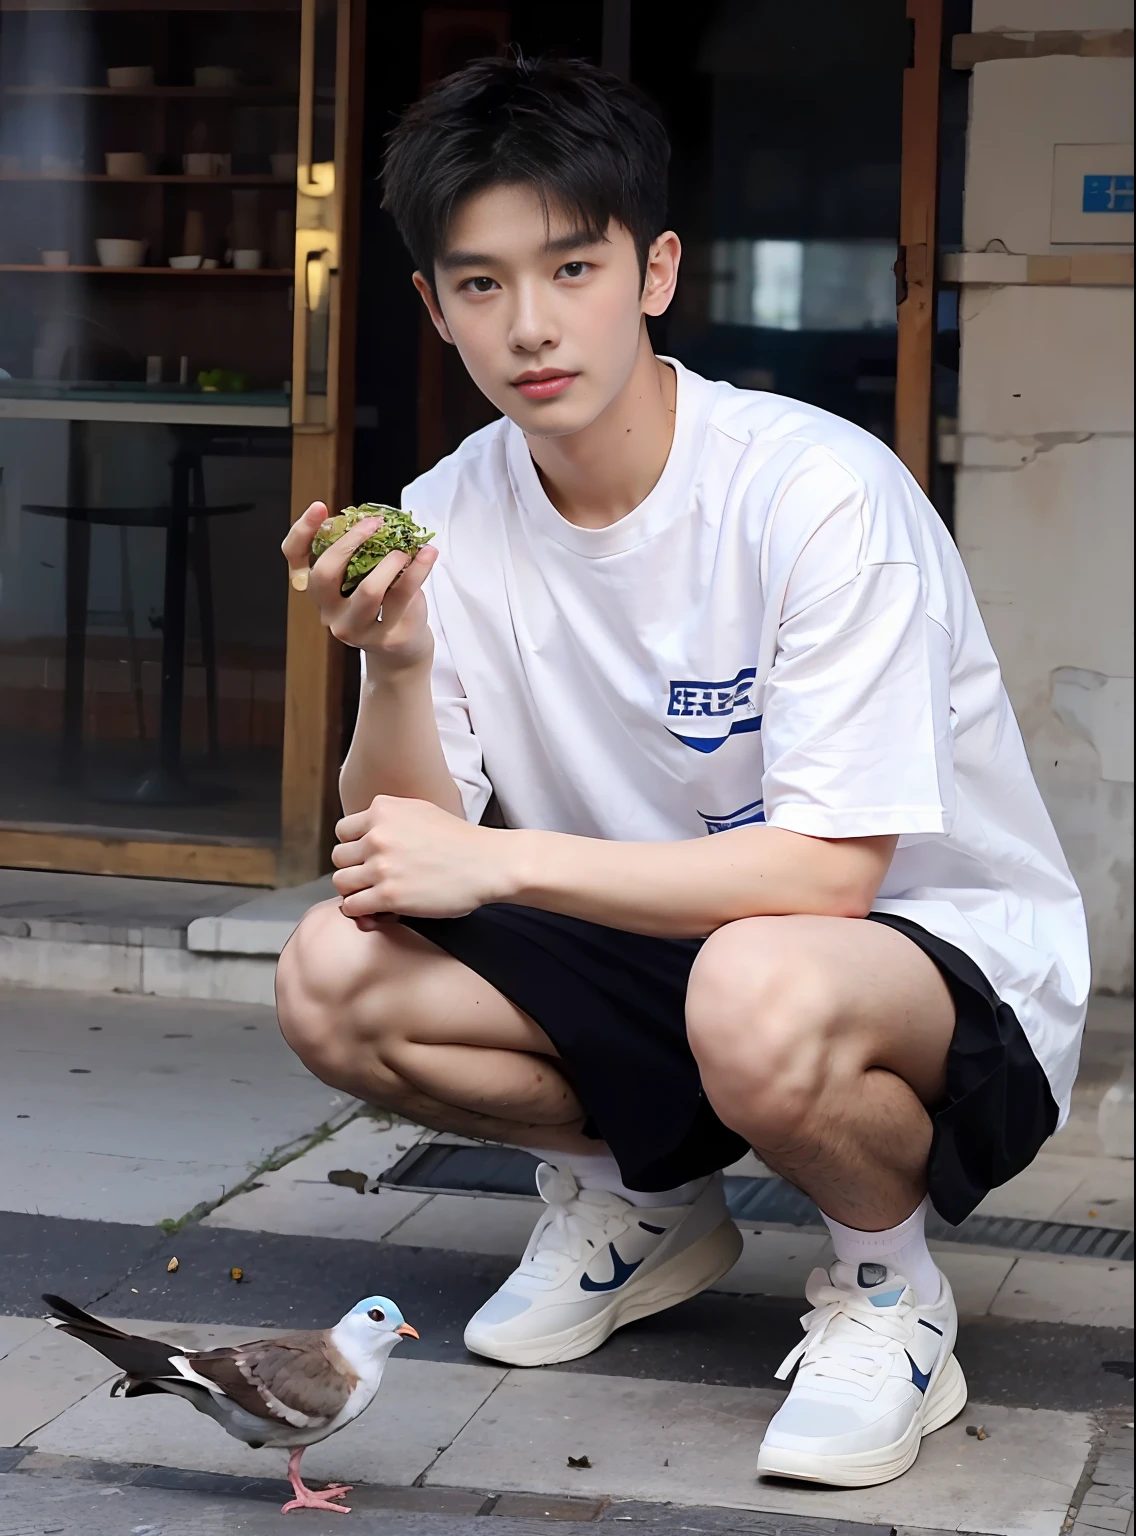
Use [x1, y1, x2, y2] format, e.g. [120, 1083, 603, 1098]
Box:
[331, 796, 513, 921]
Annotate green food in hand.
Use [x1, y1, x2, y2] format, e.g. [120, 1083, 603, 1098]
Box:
[309, 503, 435, 596]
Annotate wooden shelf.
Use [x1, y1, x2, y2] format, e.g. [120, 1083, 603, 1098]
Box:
[2, 84, 295, 98]
[0, 173, 293, 184]
[0, 264, 293, 274]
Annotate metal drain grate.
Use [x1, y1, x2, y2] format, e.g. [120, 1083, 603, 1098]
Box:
[382, 1144, 1134, 1262]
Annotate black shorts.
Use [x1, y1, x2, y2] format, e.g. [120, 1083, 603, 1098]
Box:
[399, 906, 1059, 1227]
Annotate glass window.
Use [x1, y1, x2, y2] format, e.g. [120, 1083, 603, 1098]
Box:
[0, 2, 300, 840]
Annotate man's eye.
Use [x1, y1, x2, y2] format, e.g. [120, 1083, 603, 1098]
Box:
[558, 262, 589, 279]
[463, 276, 497, 293]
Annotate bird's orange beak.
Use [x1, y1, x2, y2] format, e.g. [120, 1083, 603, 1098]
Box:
[396, 1323, 419, 1340]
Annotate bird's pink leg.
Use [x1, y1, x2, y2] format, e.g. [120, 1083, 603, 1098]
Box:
[280, 1447, 353, 1514]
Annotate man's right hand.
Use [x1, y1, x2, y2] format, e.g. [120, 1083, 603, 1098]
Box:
[282, 500, 437, 672]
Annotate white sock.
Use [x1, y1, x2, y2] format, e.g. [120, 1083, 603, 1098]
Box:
[525, 1147, 709, 1209]
[821, 1197, 942, 1305]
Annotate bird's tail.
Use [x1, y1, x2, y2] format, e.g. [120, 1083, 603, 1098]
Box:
[42, 1294, 186, 1381]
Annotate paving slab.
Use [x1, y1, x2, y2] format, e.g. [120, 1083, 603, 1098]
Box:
[0, 987, 351, 1224]
[187, 875, 335, 955]
[927, 1247, 1018, 1318]
[0, 1316, 45, 1363]
[990, 1256, 1133, 1328]
[31, 1342, 506, 1490]
[0, 868, 239, 941]
[426, 1368, 1093, 1536]
[0, 1313, 119, 1446]
[385, 1192, 544, 1256]
[203, 1115, 431, 1238]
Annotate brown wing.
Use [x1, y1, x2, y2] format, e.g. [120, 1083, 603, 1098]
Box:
[190, 1333, 356, 1426]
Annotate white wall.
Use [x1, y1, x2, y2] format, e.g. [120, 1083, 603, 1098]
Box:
[953, 8, 1134, 991]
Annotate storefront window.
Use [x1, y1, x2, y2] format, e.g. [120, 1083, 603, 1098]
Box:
[0, 2, 300, 839]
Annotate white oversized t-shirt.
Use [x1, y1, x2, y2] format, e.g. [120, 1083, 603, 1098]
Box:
[394, 358, 1090, 1123]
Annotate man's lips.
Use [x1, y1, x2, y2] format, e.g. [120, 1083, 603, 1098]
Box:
[512, 371, 578, 400]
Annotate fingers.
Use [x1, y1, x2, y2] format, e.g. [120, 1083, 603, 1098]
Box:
[282, 501, 330, 592]
[353, 543, 435, 618]
[331, 865, 371, 897]
[308, 513, 384, 601]
[330, 834, 365, 868]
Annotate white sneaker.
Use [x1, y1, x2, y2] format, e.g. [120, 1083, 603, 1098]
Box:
[757, 1261, 968, 1488]
[463, 1164, 743, 1367]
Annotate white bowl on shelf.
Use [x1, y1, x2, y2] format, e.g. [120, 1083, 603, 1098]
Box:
[169, 254, 204, 270]
[41, 250, 71, 267]
[105, 151, 150, 177]
[201, 258, 219, 269]
[107, 66, 155, 89]
[231, 248, 263, 270]
[194, 66, 239, 88]
[96, 238, 147, 268]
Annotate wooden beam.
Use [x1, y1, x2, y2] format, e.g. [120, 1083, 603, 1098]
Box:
[0, 828, 275, 885]
[952, 29, 1133, 68]
[894, 0, 943, 495]
[277, 0, 367, 888]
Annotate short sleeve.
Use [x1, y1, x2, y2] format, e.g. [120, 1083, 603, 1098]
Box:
[358, 591, 493, 826]
[760, 474, 955, 840]
[424, 589, 493, 824]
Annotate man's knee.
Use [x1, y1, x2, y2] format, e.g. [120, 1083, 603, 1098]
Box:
[685, 919, 841, 1143]
[275, 901, 405, 1086]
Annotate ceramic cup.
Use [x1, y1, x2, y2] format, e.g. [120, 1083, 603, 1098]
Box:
[169, 254, 203, 269]
[231, 248, 263, 270]
[41, 250, 70, 267]
[183, 152, 215, 177]
[107, 65, 154, 89]
[105, 151, 149, 177]
[96, 238, 147, 268]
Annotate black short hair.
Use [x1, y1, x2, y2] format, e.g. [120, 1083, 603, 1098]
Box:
[382, 55, 670, 287]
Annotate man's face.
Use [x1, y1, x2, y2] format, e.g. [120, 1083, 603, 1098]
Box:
[415, 183, 678, 438]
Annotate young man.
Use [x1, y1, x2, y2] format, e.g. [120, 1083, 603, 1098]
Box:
[278, 57, 1089, 1488]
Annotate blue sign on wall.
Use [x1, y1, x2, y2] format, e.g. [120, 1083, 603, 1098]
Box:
[1082, 174, 1135, 214]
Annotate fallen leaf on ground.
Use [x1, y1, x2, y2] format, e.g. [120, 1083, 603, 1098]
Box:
[567, 1455, 592, 1469]
[229, 1267, 245, 1283]
[328, 1168, 369, 1194]
[166, 1257, 179, 1273]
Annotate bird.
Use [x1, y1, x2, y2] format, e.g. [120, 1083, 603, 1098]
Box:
[42, 1291, 418, 1515]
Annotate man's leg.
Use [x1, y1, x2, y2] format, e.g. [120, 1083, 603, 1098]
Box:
[686, 913, 953, 1228]
[276, 899, 593, 1152]
[685, 913, 965, 1488]
[277, 900, 741, 1366]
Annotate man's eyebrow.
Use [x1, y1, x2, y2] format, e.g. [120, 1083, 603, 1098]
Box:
[541, 228, 607, 255]
[438, 229, 606, 271]
[438, 248, 495, 271]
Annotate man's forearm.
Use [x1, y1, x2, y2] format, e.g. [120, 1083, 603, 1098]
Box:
[340, 655, 464, 818]
[498, 825, 896, 939]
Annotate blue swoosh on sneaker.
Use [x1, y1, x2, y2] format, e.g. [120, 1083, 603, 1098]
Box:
[579, 1242, 644, 1293]
[905, 1350, 932, 1394]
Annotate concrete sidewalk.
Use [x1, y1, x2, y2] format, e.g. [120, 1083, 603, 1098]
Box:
[0, 985, 1132, 1536]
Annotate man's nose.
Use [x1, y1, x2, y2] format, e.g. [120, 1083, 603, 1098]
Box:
[508, 281, 559, 353]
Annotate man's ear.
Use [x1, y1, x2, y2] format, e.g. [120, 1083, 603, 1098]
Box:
[641, 231, 681, 319]
[413, 271, 456, 345]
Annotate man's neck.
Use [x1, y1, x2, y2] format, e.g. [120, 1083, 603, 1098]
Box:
[524, 335, 677, 530]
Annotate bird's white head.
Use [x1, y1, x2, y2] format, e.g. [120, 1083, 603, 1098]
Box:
[331, 1295, 419, 1368]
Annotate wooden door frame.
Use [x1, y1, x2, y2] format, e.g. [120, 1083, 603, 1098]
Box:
[278, 0, 366, 888]
[895, 0, 944, 492]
